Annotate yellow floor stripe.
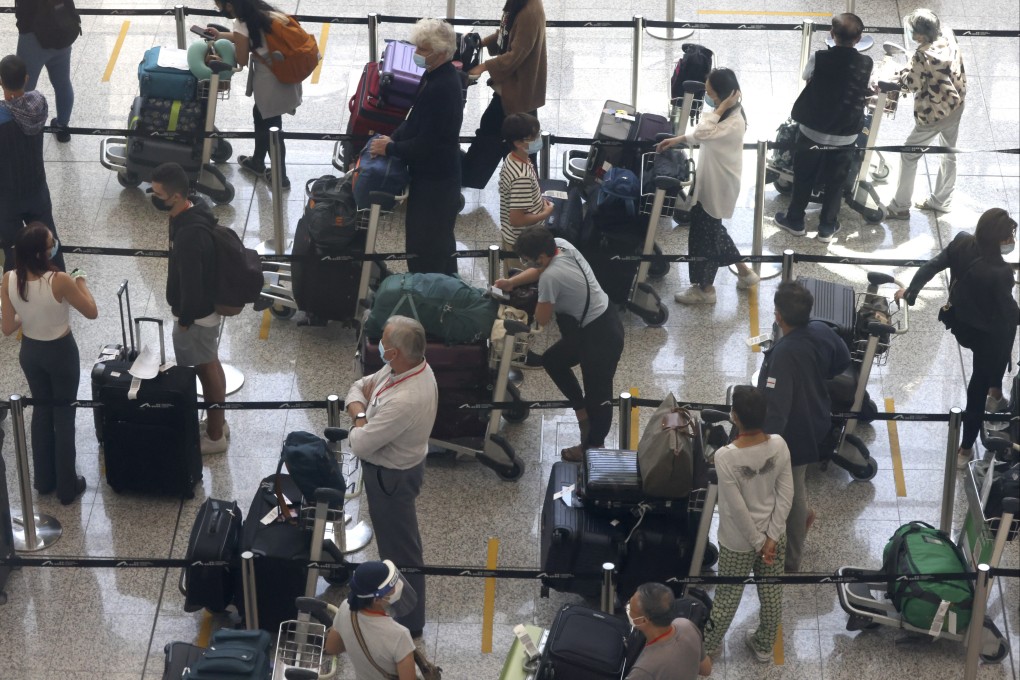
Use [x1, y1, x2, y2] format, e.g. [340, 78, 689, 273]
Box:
[748, 283, 761, 353]
[103, 22, 131, 83]
[629, 387, 640, 449]
[773, 623, 785, 664]
[258, 308, 271, 340]
[481, 537, 499, 654]
[311, 24, 330, 84]
[195, 610, 213, 647]
[885, 397, 907, 497]
[698, 9, 832, 16]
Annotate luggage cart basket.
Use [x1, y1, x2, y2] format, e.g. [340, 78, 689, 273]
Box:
[273, 597, 340, 680]
[637, 150, 695, 221]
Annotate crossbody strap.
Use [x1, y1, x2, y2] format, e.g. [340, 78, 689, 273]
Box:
[566, 249, 591, 327]
[350, 610, 400, 680]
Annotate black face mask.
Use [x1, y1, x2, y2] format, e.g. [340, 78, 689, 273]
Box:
[151, 194, 172, 212]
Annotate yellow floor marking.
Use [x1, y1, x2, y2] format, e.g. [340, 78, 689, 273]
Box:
[886, 397, 907, 497]
[17, 328, 22, 342]
[629, 387, 640, 449]
[195, 610, 213, 647]
[748, 283, 761, 353]
[258, 309, 272, 340]
[311, 24, 330, 84]
[103, 22, 131, 83]
[773, 623, 785, 664]
[481, 537, 499, 654]
[698, 9, 832, 16]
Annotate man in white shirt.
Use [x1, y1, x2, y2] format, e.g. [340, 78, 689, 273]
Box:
[345, 315, 438, 637]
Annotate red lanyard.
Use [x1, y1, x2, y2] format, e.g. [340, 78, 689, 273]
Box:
[646, 627, 674, 647]
[371, 362, 428, 401]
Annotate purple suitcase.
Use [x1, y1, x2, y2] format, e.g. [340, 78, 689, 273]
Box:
[633, 113, 672, 143]
[379, 40, 425, 110]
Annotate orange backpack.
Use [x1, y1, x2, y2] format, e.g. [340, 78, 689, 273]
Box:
[260, 15, 319, 84]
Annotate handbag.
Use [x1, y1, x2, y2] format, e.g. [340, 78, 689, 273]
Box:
[937, 256, 981, 350]
[637, 393, 698, 499]
[350, 611, 442, 680]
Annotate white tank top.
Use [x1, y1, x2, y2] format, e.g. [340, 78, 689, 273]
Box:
[7, 272, 71, 341]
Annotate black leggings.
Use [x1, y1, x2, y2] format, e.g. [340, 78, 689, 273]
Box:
[252, 104, 286, 176]
[961, 331, 1012, 449]
[543, 305, 625, 448]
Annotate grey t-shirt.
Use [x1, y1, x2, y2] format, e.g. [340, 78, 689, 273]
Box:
[626, 618, 704, 680]
[537, 238, 609, 327]
[333, 600, 415, 680]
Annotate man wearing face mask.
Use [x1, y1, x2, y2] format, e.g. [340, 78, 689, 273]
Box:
[324, 560, 419, 680]
[368, 18, 463, 276]
[345, 315, 438, 639]
[625, 582, 712, 679]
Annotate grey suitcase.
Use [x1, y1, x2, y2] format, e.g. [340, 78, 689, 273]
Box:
[797, 276, 856, 346]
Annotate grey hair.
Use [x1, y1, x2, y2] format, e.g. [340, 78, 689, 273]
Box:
[409, 18, 456, 61]
[635, 582, 675, 627]
[385, 315, 427, 363]
[907, 8, 941, 43]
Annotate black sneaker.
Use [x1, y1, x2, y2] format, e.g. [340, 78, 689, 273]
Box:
[237, 155, 267, 176]
[51, 118, 71, 143]
[262, 168, 291, 190]
[774, 212, 806, 237]
[816, 222, 842, 243]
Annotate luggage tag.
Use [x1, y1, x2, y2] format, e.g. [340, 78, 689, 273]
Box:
[260, 492, 296, 525]
[542, 190, 568, 200]
[746, 333, 771, 347]
[553, 484, 581, 507]
[928, 600, 950, 638]
[613, 110, 636, 122]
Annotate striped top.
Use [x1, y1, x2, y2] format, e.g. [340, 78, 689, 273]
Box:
[498, 152, 544, 246]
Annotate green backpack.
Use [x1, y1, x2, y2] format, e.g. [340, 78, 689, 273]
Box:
[882, 521, 974, 635]
[365, 273, 499, 345]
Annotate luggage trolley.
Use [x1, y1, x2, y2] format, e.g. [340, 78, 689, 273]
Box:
[664, 81, 704, 226]
[100, 41, 236, 205]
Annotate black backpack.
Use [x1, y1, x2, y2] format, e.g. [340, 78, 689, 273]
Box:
[189, 221, 264, 316]
[34, 0, 82, 50]
[278, 431, 347, 508]
[303, 175, 361, 251]
[670, 43, 714, 100]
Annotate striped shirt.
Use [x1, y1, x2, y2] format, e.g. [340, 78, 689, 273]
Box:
[498, 152, 544, 246]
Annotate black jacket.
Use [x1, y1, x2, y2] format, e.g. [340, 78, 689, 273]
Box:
[387, 61, 464, 181]
[166, 200, 218, 327]
[757, 321, 852, 467]
[792, 46, 873, 137]
[15, 0, 78, 33]
[905, 231, 1019, 337]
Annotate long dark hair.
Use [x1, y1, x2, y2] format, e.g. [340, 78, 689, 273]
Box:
[224, 0, 277, 51]
[974, 208, 1017, 263]
[502, 0, 530, 28]
[14, 222, 59, 302]
[707, 68, 747, 124]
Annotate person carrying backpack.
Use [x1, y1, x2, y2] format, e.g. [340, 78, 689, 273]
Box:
[15, 0, 81, 143]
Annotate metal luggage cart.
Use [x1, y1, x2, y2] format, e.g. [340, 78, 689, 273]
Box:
[668, 79, 706, 137]
[273, 598, 339, 680]
[637, 150, 695, 224]
[100, 53, 237, 205]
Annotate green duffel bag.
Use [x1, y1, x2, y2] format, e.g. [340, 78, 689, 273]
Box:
[365, 272, 499, 345]
[882, 521, 973, 635]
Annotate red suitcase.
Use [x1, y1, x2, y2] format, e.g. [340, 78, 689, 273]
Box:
[344, 61, 409, 167]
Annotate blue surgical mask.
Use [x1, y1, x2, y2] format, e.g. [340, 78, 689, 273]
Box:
[379, 339, 391, 364]
[1002, 242, 1016, 255]
[48, 239, 60, 260]
[526, 137, 543, 155]
[413, 53, 427, 69]
[703, 93, 716, 109]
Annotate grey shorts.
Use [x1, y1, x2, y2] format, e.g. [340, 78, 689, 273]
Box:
[172, 322, 219, 366]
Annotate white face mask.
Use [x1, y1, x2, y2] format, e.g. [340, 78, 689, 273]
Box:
[625, 603, 646, 632]
[1002, 242, 1015, 255]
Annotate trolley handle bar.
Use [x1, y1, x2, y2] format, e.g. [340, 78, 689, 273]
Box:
[313, 487, 344, 506]
[324, 427, 348, 443]
[284, 669, 318, 680]
[294, 596, 335, 627]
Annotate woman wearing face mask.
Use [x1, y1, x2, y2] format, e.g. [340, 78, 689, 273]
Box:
[323, 560, 420, 680]
[498, 113, 554, 274]
[894, 208, 1019, 468]
[369, 18, 464, 276]
[1, 222, 97, 505]
[656, 68, 760, 305]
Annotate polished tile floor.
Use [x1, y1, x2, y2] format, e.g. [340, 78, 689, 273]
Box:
[0, 0, 1018, 678]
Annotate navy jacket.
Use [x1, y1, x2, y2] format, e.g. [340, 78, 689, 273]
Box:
[757, 321, 852, 467]
[386, 61, 464, 181]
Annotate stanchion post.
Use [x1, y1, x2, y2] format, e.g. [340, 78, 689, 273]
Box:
[665, 0, 675, 39]
[963, 563, 991, 680]
[268, 127, 286, 255]
[539, 131, 551, 180]
[751, 140, 767, 277]
[618, 392, 632, 449]
[799, 20, 813, 90]
[601, 562, 616, 614]
[846, 0, 856, 13]
[781, 250, 795, 282]
[174, 5, 187, 50]
[9, 395, 62, 552]
[241, 550, 259, 630]
[941, 407, 963, 534]
[446, 0, 456, 20]
[631, 16, 644, 107]
[487, 245, 500, 285]
[368, 13, 380, 64]
[327, 394, 342, 428]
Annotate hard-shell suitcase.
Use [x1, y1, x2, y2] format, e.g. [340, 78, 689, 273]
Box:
[138, 46, 198, 102]
[162, 641, 206, 680]
[379, 39, 425, 110]
[797, 276, 856, 347]
[291, 212, 365, 321]
[344, 61, 409, 168]
[182, 498, 243, 613]
[537, 603, 631, 680]
[584, 101, 637, 186]
[541, 462, 624, 599]
[577, 448, 644, 508]
[94, 317, 202, 497]
[93, 280, 135, 443]
[234, 474, 309, 634]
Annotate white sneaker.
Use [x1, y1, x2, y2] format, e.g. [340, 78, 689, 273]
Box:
[200, 432, 229, 455]
[736, 270, 760, 289]
[745, 630, 772, 663]
[985, 395, 1009, 413]
[199, 418, 230, 439]
[674, 286, 717, 305]
[956, 447, 972, 470]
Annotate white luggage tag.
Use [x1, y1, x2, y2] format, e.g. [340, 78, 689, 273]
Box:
[612, 110, 636, 122]
[553, 484, 579, 507]
[928, 600, 950, 638]
[746, 333, 771, 348]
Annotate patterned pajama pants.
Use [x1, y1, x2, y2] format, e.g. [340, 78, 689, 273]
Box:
[703, 534, 787, 655]
[687, 202, 742, 288]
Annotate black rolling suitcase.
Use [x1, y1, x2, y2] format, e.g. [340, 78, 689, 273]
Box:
[291, 212, 364, 321]
[537, 603, 631, 680]
[93, 280, 136, 443]
[234, 473, 309, 634]
[162, 641, 206, 679]
[616, 513, 692, 600]
[94, 317, 202, 497]
[181, 498, 242, 613]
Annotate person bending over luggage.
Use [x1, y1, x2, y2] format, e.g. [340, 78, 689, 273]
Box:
[656, 68, 759, 305]
[1, 222, 96, 505]
[0, 54, 66, 273]
[756, 282, 850, 572]
[324, 560, 419, 680]
[773, 13, 873, 243]
[494, 226, 624, 461]
[894, 209, 1018, 469]
[151, 162, 229, 456]
[626, 582, 712, 679]
[461, 0, 548, 189]
[369, 18, 463, 276]
[702, 385, 793, 663]
[208, 0, 302, 189]
[345, 316, 438, 639]
[498, 113, 553, 274]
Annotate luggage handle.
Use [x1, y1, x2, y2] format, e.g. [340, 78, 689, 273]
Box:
[133, 317, 167, 366]
[116, 279, 136, 357]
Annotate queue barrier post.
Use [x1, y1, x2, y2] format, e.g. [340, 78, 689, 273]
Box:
[258, 127, 291, 257]
[941, 407, 963, 534]
[781, 249, 795, 282]
[600, 562, 616, 614]
[963, 563, 991, 680]
[540, 131, 551, 181]
[488, 245, 501, 285]
[174, 5, 187, 50]
[618, 392, 632, 450]
[368, 13, 380, 64]
[446, 0, 455, 20]
[644, 0, 694, 41]
[631, 16, 644, 107]
[9, 395, 62, 552]
[799, 20, 813, 90]
[749, 140, 781, 280]
[241, 550, 259, 630]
